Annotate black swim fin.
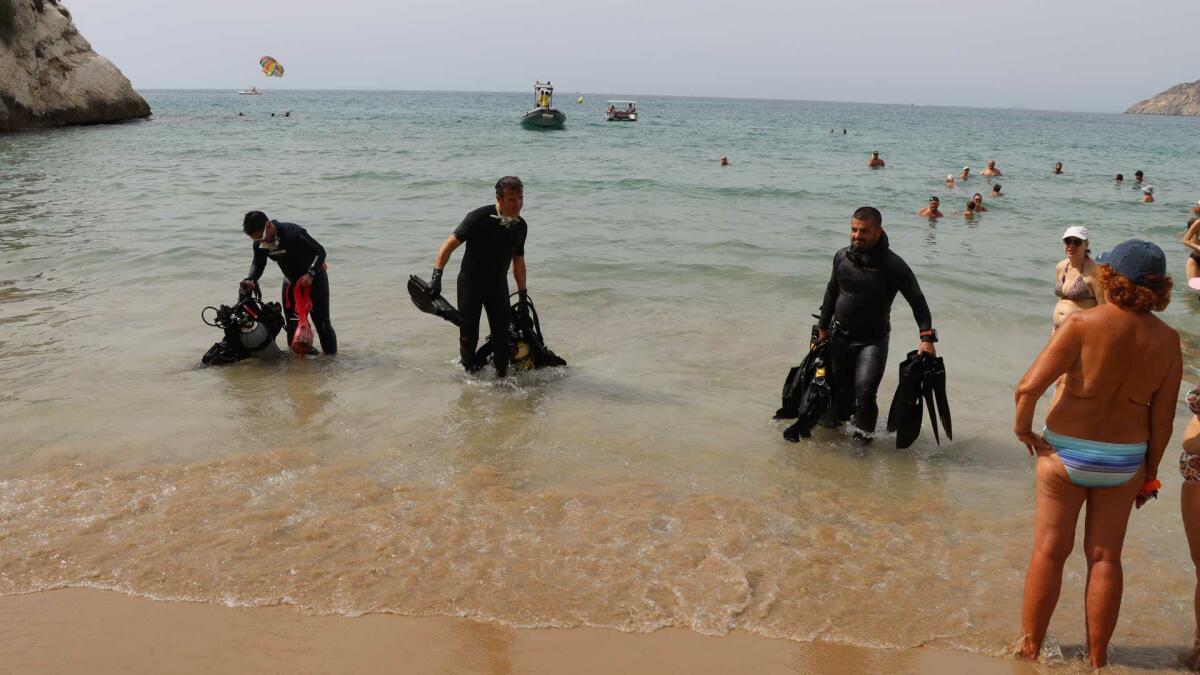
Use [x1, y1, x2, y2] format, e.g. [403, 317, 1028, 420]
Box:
[921, 361, 940, 446]
[407, 275, 463, 327]
[887, 351, 925, 449]
[929, 357, 952, 441]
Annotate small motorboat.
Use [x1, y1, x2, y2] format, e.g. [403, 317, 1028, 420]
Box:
[237, 86, 261, 95]
[520, 81, 565, 129]
[605, 100, 638, 122]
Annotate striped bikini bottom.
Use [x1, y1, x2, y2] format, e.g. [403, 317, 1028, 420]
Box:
[1043, 428, 1146, 488]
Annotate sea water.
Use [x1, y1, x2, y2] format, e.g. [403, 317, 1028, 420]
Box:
[3, 90, 1200, 668]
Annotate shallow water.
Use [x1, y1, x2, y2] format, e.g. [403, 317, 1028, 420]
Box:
[3, 91, 1200, 669]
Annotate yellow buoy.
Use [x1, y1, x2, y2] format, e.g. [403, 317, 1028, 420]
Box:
[577, 96, 584, 104]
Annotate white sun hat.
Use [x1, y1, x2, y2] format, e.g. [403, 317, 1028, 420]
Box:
[1061, 226, 1089, 241]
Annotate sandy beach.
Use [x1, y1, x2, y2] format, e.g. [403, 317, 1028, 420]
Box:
[0, 588, 1034, 674]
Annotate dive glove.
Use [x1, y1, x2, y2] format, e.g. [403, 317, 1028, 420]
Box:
[430, 267, 444, 297]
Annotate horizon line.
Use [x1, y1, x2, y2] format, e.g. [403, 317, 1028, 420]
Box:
[133, 87, 1134, 116]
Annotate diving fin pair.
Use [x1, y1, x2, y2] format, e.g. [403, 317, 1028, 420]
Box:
[407, 275, 463, 327]
[886, 352, 952, 449]
[920, 356, 952, 444]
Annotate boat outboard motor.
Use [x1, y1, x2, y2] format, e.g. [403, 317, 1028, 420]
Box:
[201, 286, 285, 366]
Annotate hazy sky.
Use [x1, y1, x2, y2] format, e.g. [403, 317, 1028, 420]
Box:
[69, 0, 1198, 112]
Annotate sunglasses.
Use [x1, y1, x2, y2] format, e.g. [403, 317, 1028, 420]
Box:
[1063, 238, 1084, 247]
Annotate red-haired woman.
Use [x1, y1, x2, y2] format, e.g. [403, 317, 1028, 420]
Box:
[1014, 240, 1182, 667]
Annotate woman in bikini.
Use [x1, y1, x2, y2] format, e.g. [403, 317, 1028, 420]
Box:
[1014, 239, 1182, 667]
[1182, 217, 1200, 286]
[1181, 386, 1200, 668]
[1052, 226, 1105, 330]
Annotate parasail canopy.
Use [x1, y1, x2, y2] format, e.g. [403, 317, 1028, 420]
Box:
[259, 56, 284, 78]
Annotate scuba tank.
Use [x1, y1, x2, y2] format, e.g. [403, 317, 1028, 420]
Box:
[474, 292, 567, 371]
[201, 285, 286, 365]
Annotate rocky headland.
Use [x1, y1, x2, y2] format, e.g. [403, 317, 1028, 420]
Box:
[0, 0, 149, 132]
[1125, 79, 1200, 116]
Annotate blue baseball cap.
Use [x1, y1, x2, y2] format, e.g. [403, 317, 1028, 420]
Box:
[1095, 239, 1166, 288]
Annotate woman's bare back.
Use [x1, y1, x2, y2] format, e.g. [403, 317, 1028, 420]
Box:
[1046, 304, 1179, 443]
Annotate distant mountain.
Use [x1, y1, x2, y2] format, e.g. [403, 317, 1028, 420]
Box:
[1125, 79, 1200, 116]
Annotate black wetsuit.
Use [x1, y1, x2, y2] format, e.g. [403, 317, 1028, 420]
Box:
[246, 220, 338, 354]
[453, 205, 527, 376]
[818, 233, 932, 434]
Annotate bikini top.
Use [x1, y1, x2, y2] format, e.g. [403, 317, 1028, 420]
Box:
[1055, 271, 1095, 301]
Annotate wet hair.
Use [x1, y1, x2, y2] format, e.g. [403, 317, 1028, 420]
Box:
[965, 201, 975, 211]
[1135, 170, 1144, 177]
[929, 196, 939, 202]
[1115, 174, 1124, 180]
[973, 193, 983, 200]
[992, 184, 1002, 192]
[851, 206, 882, 228]
[243, 210, 269, 235]
[494, 175, 524, 197]
[1099, 265, 1172, 312]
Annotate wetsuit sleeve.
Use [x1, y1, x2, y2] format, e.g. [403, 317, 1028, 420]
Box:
[296, 227, 327, 276]
[892, 257, 933, 332]
[817, 252, 841, 330]
[453, 210, 478, 242]
[247, 244, 267, 281]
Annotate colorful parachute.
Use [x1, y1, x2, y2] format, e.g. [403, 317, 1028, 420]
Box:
[259, 56, 284, 78]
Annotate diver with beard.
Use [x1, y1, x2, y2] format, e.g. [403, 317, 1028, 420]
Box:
[818, 207, 938, 441]
[240, 210, 338, 355]
[430, 176, 528, 377]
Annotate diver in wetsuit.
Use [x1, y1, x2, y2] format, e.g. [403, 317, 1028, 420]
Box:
[818, 207, 937, 439]
[430, 176, 528, 377]
[240, 210, 338, 354]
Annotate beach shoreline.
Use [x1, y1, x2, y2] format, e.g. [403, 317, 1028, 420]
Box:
[0, 588, 1034, 674]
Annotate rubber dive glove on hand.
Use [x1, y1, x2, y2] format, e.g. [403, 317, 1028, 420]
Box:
[430, 268, 444, 297]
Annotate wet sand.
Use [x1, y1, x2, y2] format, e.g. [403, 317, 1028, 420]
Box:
[0, 588, 1033, 675]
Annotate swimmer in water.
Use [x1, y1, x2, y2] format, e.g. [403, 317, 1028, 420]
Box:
[945, 175, 955, 189]
[918, 196, 944, 218]
[972, 193, 988, 212]
[959, 166, 971, 180]
[981, 160, 1002, 177]
[991, 184, 1003, 198]
[1115, 174, 1124, 184]
[1053, 162, 1063, 175]
[720, 156, 730, 166]
[1184, 218, 1200, 283]
[958, 200, 977, 218]
[1134, 170, 1144, 184]
[1192, 200, 1200, 216]
[868, 151, 885, 168]
[1142, 186, 1155, 203]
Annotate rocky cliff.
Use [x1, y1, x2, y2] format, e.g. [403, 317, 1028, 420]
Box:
[0, 0, 149, 132]
[1125, 79, 1200, 116]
